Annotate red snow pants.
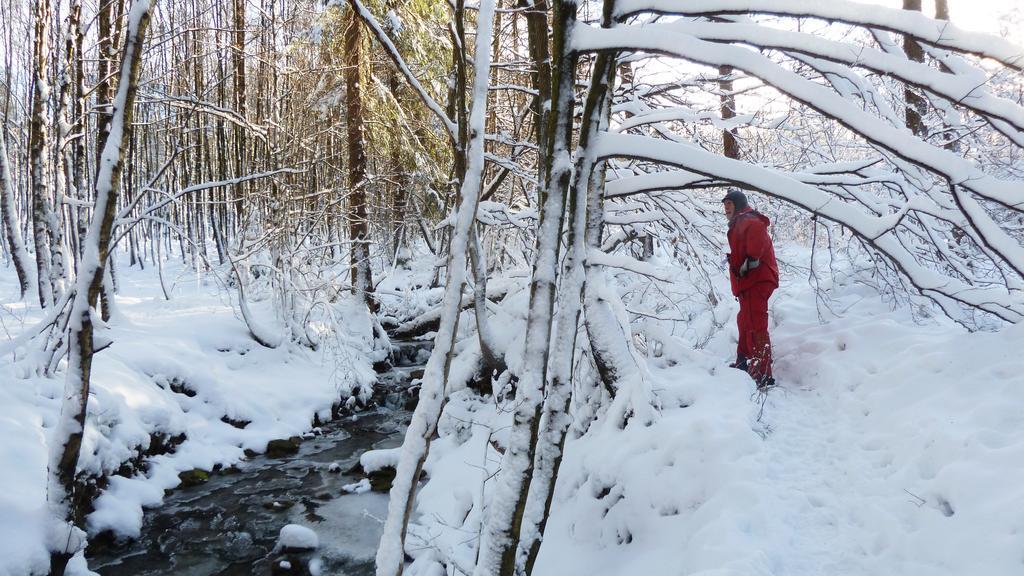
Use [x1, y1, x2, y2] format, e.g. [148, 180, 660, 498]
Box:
[737, 284, 773, 382]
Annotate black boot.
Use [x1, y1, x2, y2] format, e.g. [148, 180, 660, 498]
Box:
[729, 354, 748, 371]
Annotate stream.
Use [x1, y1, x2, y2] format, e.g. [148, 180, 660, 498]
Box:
[86, 339, 430, 575]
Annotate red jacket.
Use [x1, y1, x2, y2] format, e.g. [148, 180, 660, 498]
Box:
[727, 207, 779, 296]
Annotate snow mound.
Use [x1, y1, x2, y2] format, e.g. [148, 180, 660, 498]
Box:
[277, 524, 319, 551]
[360, 447, 400, 473]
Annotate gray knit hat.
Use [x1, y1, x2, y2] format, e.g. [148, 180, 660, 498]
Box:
[721, 189, 748, 210]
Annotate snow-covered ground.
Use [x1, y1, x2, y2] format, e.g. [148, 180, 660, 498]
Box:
[404, 272, 1024, 576]
[3, 250, 1023, 576]
[0, 260, 378, 576]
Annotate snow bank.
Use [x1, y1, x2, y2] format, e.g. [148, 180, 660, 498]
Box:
[0, 259, 376, 575]
[360, 447, 401, 473]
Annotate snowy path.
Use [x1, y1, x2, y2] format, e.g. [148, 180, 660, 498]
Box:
[749, 306, 1024, 576]
[398, 289, 1024, 576]
[757, 381, 886, 576]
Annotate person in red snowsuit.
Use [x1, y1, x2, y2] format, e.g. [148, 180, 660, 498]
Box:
[723, 190, 779, 388]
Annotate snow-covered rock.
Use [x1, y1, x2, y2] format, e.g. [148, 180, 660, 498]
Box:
[276, 524, 319, 552]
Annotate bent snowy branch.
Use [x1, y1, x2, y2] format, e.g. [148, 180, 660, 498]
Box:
[595, 132, 1024, 323]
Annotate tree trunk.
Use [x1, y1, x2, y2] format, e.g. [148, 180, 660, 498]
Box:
[0, 129, 33, 298]
[47, 3, 154, 573]
[30, 0, 55, 308]
[522, 0, 551, 189]
[345, 3, 375, 311]
[232, 0, 247, 217]
[933, 0, 957, 151]
[902, 0, 927, 137]
[521, 6, 618, 573]
[95, 0, 125, 322]
[473, 3, 579, 576]
[469, 224, 503, 392]
[70, 0, 88, 266]
[719, 64, 740, 159]
[374, 2, 496, 575]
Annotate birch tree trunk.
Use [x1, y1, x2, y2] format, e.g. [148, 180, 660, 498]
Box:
[473, 2, 579, 575]
[374, 2, 496, 575]
[520, 6, 618, 572]
[0, 129, 33, 298]
[95, 0, 124, 322]
[719, 64, 740, 159]
[47, 2, 154, 573]
[30, 0, 55, 309]
[69, 0, 88, 265]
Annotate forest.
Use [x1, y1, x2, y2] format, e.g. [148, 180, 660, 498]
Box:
[1, 0, 1023, 574]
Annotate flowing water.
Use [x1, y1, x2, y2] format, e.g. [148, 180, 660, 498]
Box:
[87, 340, 430, 575]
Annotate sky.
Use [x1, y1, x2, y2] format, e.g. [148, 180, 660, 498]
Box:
[880, 0, 1020, 40]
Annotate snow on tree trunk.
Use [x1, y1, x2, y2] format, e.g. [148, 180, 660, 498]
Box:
[584, 276, 658, 431]
[718, 64, 740, 159]
[520, 3, 617, 571]
[234, 266, 284, 348]
[473, 3, 579, 576]
[47, 2, 154, 574]
[0, 130, 34, 298]
[53, 9, 82, 302]
[70, 0, 88, 264]
[30, 0, 55, 309]
[374, 2, 495, 575]
[524, 0, 552, 192]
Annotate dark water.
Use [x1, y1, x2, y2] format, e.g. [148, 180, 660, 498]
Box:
[87, 340, 429, 576]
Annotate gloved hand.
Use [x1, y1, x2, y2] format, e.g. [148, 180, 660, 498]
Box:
[739, 257, 760, 277]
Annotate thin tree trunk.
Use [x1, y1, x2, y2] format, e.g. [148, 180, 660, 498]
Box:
[902, 0, 927, 137]
[934, 0, 957, 151]
[473, 3, 579, 576]
[95, 0, 119, 172]
[47, 3, 154, 574]
[70, 0, 88, 266]
[0, 129, 33, 297]
[469, 224, 502, 391]
[521, 6, 618, 573]
[30, 0, 55, 308]
[232, 0, 247, 220]
[522, 0, 551, 189]
[388, 65, 409, 259]
[374, 2, 495, 575]
[719, 64, 740, 159]
[95, 0, 125, 322]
